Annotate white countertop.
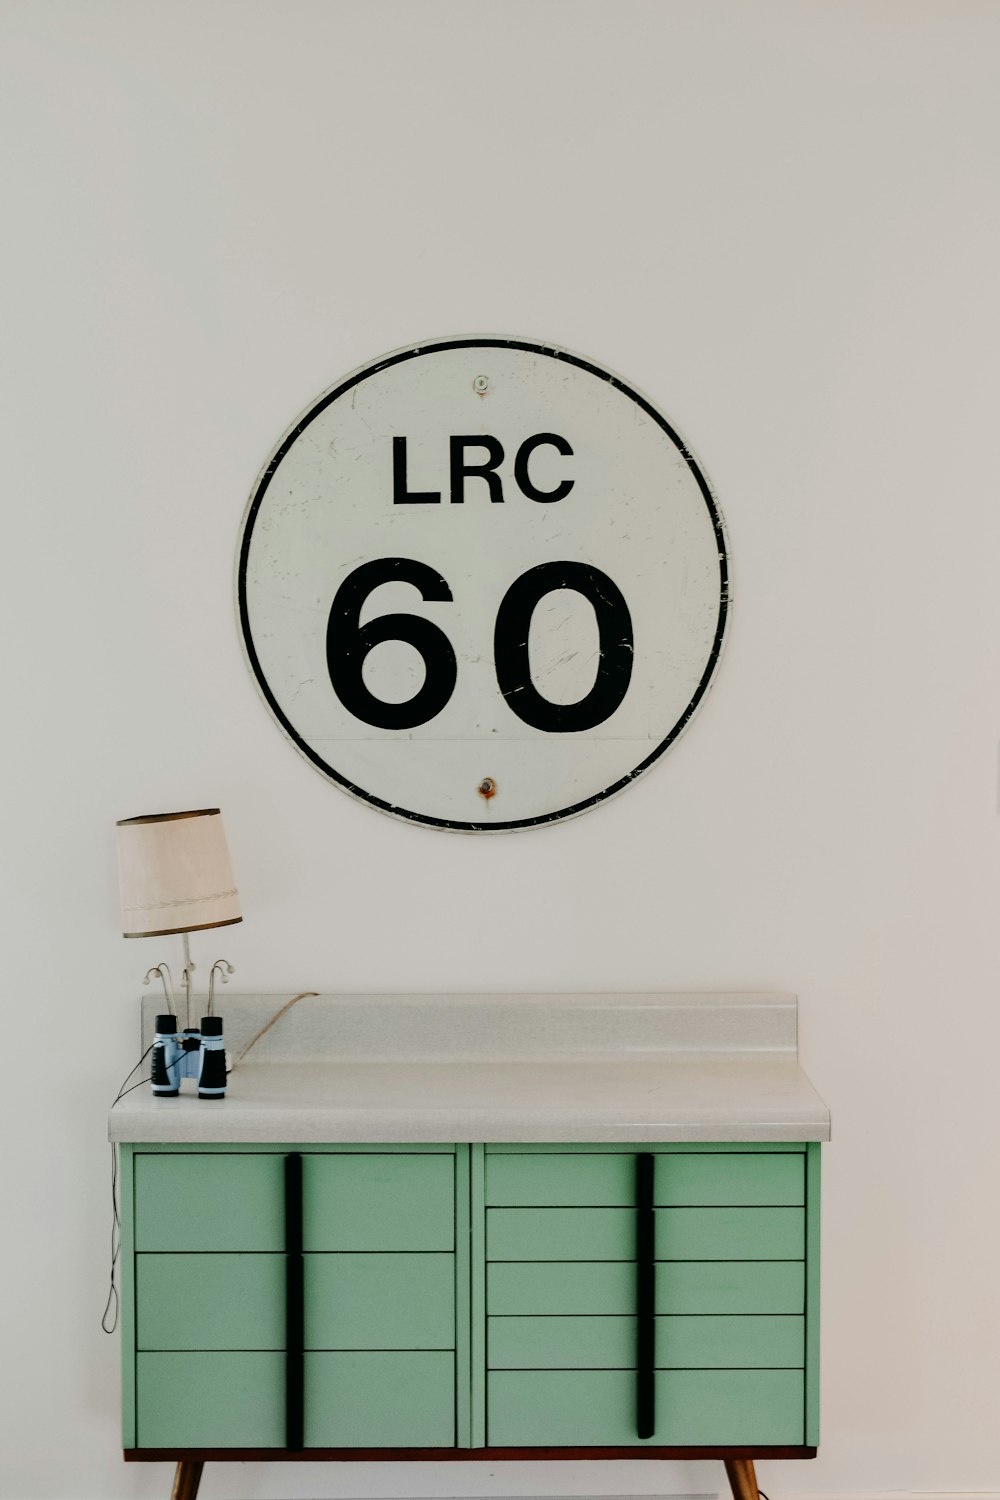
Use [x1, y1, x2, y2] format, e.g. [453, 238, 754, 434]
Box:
[108, 992, 830, 1144]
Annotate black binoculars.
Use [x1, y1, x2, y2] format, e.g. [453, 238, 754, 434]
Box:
[151, 1014, 227, 1099]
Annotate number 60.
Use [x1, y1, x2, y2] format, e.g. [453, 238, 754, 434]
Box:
[326, 557, 634, 734]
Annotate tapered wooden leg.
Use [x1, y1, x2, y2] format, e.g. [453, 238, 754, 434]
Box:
[170, 1460, 204, 1500]
[724, 1458, 760, 1500]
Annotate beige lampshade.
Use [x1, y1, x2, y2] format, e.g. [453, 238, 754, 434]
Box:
[116, 808, 242, 938]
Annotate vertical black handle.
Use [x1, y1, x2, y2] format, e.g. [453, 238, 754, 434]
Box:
[636, 1152, 655, 1439]
[284, 1153, 304, 1451]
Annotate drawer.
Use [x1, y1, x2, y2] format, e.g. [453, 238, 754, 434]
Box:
[305, 1253, 454, 1349]
[486, 1152, 804, 1208]
[487, 1208, 632, 1260]
[136, 1254, 285, 1350]
[136, 1351, 285, 1447]
[487, 1207, 804, 1261]
[489, 1261, 634, 1313]
[304, 1351, 455, 1447]
[658, 1208, 804, 1261]
[487, 1368, 804, 1446]
[658, 1368, 804, 1443]
[487, 1315, 803, 1370]
[487, 1260, 805, 1315]
[658, 1259, 805, 1313]
[136, 1255, 455, 1354]
[303, 1155, 454, 1251]
[489, 1315, 636, 1369]
[657, 1154, 804, 1207]
[135, 1154, 284, 1252]
[487, 1154, 634, 1206]
[658, 1314, 803, 1368]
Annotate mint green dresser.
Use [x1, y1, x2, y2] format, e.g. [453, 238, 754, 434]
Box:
[120, 1140, 819, 1458]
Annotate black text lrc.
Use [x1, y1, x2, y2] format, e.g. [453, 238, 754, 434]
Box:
[393, 433, 574, 505]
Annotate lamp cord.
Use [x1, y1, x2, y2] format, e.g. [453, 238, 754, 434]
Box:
[232, 991, 319, 1068]
[102, 1045, 153, 1334]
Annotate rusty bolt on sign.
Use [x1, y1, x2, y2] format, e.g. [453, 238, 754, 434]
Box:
[478, 777, 496, 799]
[473, 375, 489, 395]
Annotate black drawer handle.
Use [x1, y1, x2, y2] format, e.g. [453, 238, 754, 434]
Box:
[284, 1153, 304, 1451]
[636, 1152, 655, 1439]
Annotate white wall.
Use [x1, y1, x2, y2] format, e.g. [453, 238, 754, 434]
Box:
[2, 2, 998, 1497]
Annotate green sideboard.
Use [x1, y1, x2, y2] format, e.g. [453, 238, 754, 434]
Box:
[119, 1139, 820, 1467]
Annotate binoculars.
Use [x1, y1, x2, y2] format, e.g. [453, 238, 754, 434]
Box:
[151, 1013, 227, 1099]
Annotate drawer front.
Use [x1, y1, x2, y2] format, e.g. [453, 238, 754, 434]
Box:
[137, 1350, 456, 1449]
[136, 1352, 285, 1447]
[303, 1155, 454, 1251]
[658, 1259, 805, 1313]
[658, 1208, 804, 1261]
[489, 1315, 635, 1369]
[305, 1253, 454, 1350]
[487, 1207, 804, 1262]
[659, 1314, 803, 1369]
[488, 1259, 805, 1315]
[489, 1261, 633, 1314]
[136, 1251, 455, 1353]
[487, 1154, 634, 1206]
[304, 1352, 455, 1447]
[135, 1154, 284, 1252]
[656, 1154, 804, 1207]
[486, 1152, 804, 1208]
[487, 1368, 804, 1446]
[488, 1208, 633, 1260]
[488, 1314, 803, 1371]
[136, 1254, 285, 1351]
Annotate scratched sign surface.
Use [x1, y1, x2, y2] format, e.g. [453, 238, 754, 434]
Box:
[237, 338, 729, 831]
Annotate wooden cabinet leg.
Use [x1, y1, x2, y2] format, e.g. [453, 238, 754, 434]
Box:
[170, 1461, 204, 1500]
[724, 1458, 760, 1500]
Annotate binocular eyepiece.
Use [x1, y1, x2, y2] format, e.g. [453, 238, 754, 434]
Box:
[151, 1013, 227, 1100]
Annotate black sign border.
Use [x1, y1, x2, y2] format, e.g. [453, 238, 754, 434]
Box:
[237, 337, 730, 832]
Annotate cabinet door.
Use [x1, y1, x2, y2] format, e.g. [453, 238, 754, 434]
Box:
[132, 1152, 288, 1447]
[298, 1153, 458, 1445]
[129, 1148, 458, 1450]
[483, 1148, 811, 1447]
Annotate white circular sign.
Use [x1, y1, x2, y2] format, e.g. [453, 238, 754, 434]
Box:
[237, 338, 729, 831]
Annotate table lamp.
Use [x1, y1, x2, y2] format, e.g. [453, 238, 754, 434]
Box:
[116, 808, 242, 1028]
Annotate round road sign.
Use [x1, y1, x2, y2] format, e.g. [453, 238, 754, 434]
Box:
[237, 337, 729, 831]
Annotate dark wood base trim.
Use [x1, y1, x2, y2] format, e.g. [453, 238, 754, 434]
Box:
[127, 1446, 817, 1462]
